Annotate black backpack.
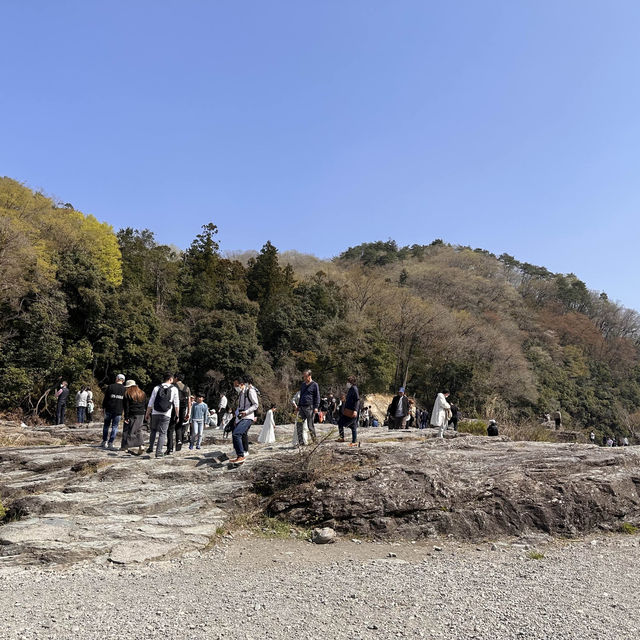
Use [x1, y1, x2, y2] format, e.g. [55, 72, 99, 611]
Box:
[154, 385, 172, 412]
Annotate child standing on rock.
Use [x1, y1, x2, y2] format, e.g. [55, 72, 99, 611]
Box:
[190, 393, 209, 450]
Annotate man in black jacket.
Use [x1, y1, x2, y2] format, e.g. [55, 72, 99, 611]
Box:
[102, 374, 125, 450]
[295, 369, 320, 445]
[169, 373, 191, 453]
[337, 375, 360, 445]
[387, 388, 409, 430]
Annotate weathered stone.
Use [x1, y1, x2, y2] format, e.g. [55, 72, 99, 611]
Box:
[256, 438, 640, 541]
[311, 527, 337, 544]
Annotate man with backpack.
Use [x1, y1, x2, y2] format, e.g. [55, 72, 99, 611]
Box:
[169, 372, 191, 453]
[145, 373, 180, 459]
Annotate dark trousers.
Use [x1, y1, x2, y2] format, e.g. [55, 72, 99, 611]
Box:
[296, 406, 317, 444]
[448, 417, 458, 431]
[232, 418, 253, 456]
[56, 402, 67, 425]
[389, 416, 404, 430]
[338, 414, 358, 443]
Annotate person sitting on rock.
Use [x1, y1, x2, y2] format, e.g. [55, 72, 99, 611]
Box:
[487, 419, 499, 437]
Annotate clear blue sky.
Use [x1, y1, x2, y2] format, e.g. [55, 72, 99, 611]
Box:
[2, 1, 640, 310]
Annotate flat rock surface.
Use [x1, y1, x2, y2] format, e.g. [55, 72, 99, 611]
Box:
[1, 534, 639, 639]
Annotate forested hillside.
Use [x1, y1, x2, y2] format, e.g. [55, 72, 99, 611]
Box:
[2, 178, 640, 439]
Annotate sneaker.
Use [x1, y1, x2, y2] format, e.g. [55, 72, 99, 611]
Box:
[349, 442, 359, 447]
[108, 444, 117, 451]
[196, 445, 201, 450]
[336, 437, 345, 443]
[100, 441, 107, 448]
[155, 453, 164, 459]
[165, 450, 173, 456]
[146, 447, 153, 454]
[189, 445, 194, 450]
[243, 451, 249, 457]
[229, 456, 245, 464]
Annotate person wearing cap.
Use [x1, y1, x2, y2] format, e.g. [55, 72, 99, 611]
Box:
[122, 380, 147, 455]
[387, 388, 409, 430]
[430, 389, 451, 438]
[102, 374, 126, 450]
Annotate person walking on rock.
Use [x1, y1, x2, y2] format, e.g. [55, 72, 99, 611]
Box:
[388, 388, 409, 430]
[168, 373, 191, 453]
[102, 374, 126, 450]
[295, 370, 320, 445]
[55, 381, 69, 425]
[145, 373, 180, 458]
[430, 389, 451, 439]
[337, 375, 360, 446]
[229, 376, 259, 464]
[75, 386, 88, 425]
[189, 393, 209, 450]
[85, 387, 94, 423]
[258, 403, 277, 444]
[122, 380, 147, 455]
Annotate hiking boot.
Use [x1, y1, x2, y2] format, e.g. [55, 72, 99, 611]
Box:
[229, 456, 245, 464]
[336, 437, 345, 443]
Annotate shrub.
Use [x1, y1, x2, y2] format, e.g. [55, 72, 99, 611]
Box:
[620, 522, 638, 535]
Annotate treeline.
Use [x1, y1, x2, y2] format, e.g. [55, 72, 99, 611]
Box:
[2, 178, 640, 439]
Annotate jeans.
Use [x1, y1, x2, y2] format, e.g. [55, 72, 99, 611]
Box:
[190, 420, 204, 447]
[77, 406, 86, 424]
[232, 418, 253, 457]
[103, 411, 121, 444]
[296, 406, 317, 444]
[56, 402, 66, 425]
[338, 415, 358, 443]
[148, 414, 171, 456]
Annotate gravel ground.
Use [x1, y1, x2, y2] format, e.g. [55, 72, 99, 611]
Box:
[1, 533, 639, 640]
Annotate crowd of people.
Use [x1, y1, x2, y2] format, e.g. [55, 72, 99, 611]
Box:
[54, 373, 632, 455]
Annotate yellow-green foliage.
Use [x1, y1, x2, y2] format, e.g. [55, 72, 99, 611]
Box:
[620, 522, 638, 535]
[0, 178, 122, 289]
[458, 420, 488, 435]
[0, 498, 5, 521]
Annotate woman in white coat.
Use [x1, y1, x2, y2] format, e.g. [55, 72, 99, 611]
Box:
[258, 404, 277, 444]
[430, 390, 451, 438]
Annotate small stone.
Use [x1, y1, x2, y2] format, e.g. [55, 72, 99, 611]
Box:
[433, 546, 443, 552]
[311, 527, 337, 544]
[388, 552, 397, 558]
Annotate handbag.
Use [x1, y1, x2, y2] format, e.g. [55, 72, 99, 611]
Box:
[342, 407, 357, 419]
